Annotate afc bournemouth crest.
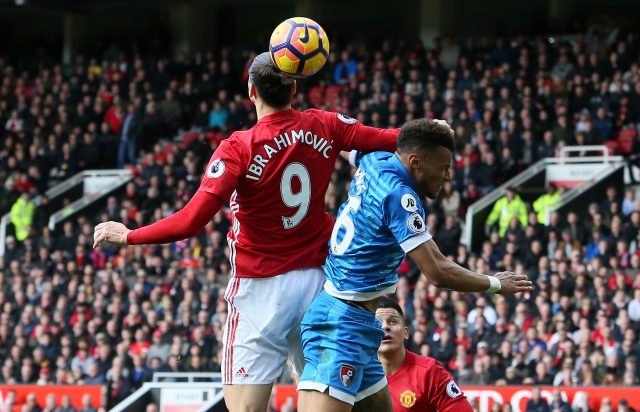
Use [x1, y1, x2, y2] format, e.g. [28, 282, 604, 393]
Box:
[400, 389, 417, 408]
[339, 364, 356, 387]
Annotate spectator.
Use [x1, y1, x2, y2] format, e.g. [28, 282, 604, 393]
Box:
[525, 387, 550, 412]
[333, 51, 357, 85]
[78, 394, 97, 412]
[533, 184, 562, 225]
[593, 107, 613, 142]
[440, 182, 461, 218]
[42, 394, 57, 412]
[622, 188, 637, 217]
[208, 101, 228, 130]
[10, 191, 35, 242]
[82, 362, 106, 385]
[485, 187, 528, 237]
[157, 90, 181, 136]
[57, 395, 76, 412]
[548, 390, 570, 412]
[71, 342, 95, 377]
[628, 289, 640, 322]
[118, 103, 143, 169]
[25, 393, 43, 412]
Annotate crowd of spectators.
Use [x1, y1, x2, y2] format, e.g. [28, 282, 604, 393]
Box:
[1, 21, 640, 412]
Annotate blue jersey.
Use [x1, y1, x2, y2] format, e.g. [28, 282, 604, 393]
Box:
[324, 151, 433, 300]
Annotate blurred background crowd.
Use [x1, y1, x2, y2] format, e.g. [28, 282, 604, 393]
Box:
[0, 21, 640, 411]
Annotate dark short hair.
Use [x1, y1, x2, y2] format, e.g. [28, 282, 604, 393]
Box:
[397, 119, 456, 156]
[377, 296, 405, 325]
[248, 52, 294, 108]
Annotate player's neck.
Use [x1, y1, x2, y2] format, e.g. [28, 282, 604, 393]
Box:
[396, 152, 416, 180]
[255, 102, 291, 120]
[380, 347, 406, 376]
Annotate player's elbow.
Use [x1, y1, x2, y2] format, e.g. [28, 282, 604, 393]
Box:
[430, 272, 451, 289]
[425, 274, 445, 288]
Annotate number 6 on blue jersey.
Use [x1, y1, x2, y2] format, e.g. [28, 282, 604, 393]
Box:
[330, 196, 361, 255]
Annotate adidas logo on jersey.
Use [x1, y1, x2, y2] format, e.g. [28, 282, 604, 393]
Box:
[234, 367, 249, 378]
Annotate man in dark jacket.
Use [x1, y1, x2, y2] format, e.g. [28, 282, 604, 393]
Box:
[117, 103, 143, 168]
[526, 387, 550, 412]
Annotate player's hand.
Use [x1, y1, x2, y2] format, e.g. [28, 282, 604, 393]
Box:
[494, 271, 533, 294]
[93, 221, 132, 248]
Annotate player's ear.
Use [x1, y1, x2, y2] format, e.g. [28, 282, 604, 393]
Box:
[291, 80, 297, 96]
[408, 153, 421, 170]
[403, 326, 409, 340]
[248, 82, 257, 102]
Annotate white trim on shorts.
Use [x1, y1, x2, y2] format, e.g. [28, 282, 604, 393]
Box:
[297, 377, 388, 405]
[355, 377, 387, 401]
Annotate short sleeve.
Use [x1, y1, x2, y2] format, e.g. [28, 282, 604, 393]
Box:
[382, 187, 432, 253]
[198, 137, 245, 201]
[321, 109, 397, 153]
[348, 150, 365, 168]
[425, 362, 471, 411]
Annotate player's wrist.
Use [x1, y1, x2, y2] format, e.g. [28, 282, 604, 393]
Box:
[125, 229, 134, 245]
[485, 275, 501, 293]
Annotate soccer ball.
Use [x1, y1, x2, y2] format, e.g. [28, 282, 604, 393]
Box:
[269, 17, 330, 78]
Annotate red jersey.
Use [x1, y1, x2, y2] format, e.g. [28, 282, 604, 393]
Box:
[198, 108, 397, 278]
[387, 350, 472, 412]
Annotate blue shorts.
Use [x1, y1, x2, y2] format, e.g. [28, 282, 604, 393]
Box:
[297, 290, 387, 405]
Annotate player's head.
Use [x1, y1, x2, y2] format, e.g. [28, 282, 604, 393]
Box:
[376, 296, 408, 356]
[397, 119, 455, 199]
[248, 52, 296, 109]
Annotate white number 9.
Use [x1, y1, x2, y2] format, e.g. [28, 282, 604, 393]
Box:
[281, 163, 311, 230]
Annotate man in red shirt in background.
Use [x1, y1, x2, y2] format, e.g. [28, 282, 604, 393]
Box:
[93, 52, 399, 412]
[376, 296, 473, 412]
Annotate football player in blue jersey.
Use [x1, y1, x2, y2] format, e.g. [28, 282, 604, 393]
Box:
[297, 119, 533, 412]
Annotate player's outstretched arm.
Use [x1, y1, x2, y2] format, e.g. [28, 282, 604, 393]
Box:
[328, 110, 399, 153]
[408, 240, 532, 294]
[350, 124, 399, 153]
[93, 191, 223, 248]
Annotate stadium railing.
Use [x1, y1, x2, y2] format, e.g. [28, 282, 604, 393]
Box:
[110, 372, 225, 412]
[462, 145, 626, 252]
[0, 169, 132, 256]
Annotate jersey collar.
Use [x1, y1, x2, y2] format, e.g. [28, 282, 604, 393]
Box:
[257, 108, 294, 123]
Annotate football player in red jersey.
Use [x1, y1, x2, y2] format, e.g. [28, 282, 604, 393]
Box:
[93, 52, 399, 412]
[376, 296, 474, 412]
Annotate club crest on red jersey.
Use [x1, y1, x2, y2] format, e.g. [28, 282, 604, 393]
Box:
[400, 389, 417, 408]
[339, 364, 356, 387]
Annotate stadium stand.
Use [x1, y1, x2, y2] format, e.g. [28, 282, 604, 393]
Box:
[0, 21, 639, 411]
